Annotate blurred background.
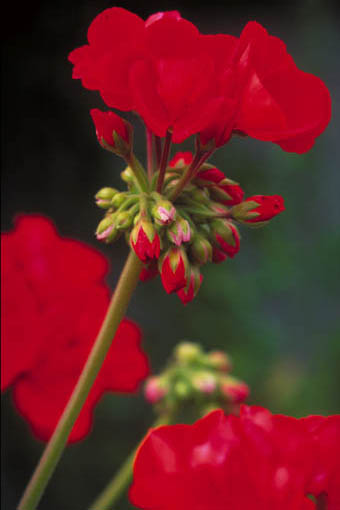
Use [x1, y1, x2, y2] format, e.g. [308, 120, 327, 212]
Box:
[2, 0, 340, 508]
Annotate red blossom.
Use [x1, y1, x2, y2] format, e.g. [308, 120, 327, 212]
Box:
[70, 11, 331, 151]
[1, 215, 150, 442]
[213, 222, 240, 258]
[130, 406, 339, 510]
[177, 267, 203, 305]
[90, 108, 130, 149]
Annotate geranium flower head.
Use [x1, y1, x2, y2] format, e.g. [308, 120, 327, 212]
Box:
[1, 215, 150, 442]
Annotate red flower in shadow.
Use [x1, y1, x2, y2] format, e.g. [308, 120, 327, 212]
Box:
[1, 215, 150, 442]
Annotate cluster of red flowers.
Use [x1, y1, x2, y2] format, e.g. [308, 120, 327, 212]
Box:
[1, 215, 150, 442]
[69, 7, 331, 153]
[130, 406, 340, 510]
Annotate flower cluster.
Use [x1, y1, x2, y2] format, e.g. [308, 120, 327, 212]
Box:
[130, 407, 340, 510]
[1, 215, 150, 442]
[95, 151, 285, 303]
[144, 341, 249, 416]
[69, 8, 331, 153]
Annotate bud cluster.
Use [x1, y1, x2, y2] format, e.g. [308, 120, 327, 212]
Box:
[95, 152, 285, 304]
[144, 342, 249, 417]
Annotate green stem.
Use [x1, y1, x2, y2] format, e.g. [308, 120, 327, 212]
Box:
[125, 153, 149, 192]
[18, 251, 143, 510]
[89, 414, 171, 510]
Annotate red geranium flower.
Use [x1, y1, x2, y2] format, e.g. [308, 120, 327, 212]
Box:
[90, 108, 131, 152]
[1, 215, 150, 442]
[129, 406, 340, 510]
[70, 10, 330, 152]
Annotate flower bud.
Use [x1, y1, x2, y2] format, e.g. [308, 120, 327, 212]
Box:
[190, 234, 212, 265]
[90, 109, 132, 156]
[95, 215, 119, 242]
[196, 167, 244, 206]
[220, 376, 250, 404]
[192, 371, 217, 394]
[111, 192, 128, 209]
[231, 195, 285, 225]
[206, 351, 232, 372]
[130, 219, 160, 262]
[174, 380, 191, 399]
[212, 246, 227, 264]
[210, 219, 240, 258]
[159, 247, 189, 294]
[144, 376, 167, 404]
[95, 187, 118, 209]
[151, 200, 176, 225]
[177, 266, 203, 305]
[121, 166, 135, 184]
[175, 342, 202, 364]
[167, 217, 191, 246]
[115, 210, 134, 230]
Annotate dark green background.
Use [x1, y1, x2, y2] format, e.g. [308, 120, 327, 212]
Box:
[2, 0, 340, 509]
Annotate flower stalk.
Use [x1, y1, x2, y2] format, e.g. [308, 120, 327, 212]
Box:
[89, 414, 172, 510]
[156, 131, 172, 192]
[18, 251, 143, 510]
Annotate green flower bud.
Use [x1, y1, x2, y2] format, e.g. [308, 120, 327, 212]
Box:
[175, 342, 202, 364]
[95, 187, 118, 209]
[190, 234, 212, 265]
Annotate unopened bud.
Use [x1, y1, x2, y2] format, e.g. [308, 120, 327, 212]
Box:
[96, 215, 119, 242]
[175, 342, 202, 364]
[151, 200, 176, 225]
[190, 234, 212, 265]
[231, 195, 285, 225]
[144, 376, 167, 404]
[167, 217, 191, 246]
[111, 192, 128, 209]
[121, 166, 135, 184]
[95, 187, 118, 209]
[192, 371, 217, 394]
[220, 376, 250, 404]
[115, 210, 134, 230]
[174, 380, 191, 398]
[206, 351, 232, 372]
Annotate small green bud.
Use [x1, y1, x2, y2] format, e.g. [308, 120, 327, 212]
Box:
[175, 342, 202, 364]
[190, 234, 212, 265]
[96, 215, 119, 243]
[111, 192, 127, 209]
[95, 187, 118, 209]
[115, 211, 134, 230]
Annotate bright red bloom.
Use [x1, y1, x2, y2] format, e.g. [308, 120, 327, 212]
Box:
[130, 220, 161, 263]
[70, 10, 330, 152]
[1, 215, 150, 442]
[130, 406, 339, 510]
[231, 22, 331, 153]
[90, 108, 130, 150]
[159, 247, 188, 294]
[233, 194, 285, 223]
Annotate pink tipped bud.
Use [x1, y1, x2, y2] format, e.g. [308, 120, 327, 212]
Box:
[207, 351, 232, 372]
[96, 215, 118, 243]
[159, 247, 189, 294]
[95, 187, 118, 209]
[177, 266, 203, 305]
[152, 200, 176, 225]
[130, 220, 160, 262]
[167, 217, 191, 246]
[231, 195, 285, 224]
[210, 219, 240, 258]
[90, 109, 131, 156]
[144, 376, 167, 404]
[192, 372, 217, 394]
[220, 376, 250, 404]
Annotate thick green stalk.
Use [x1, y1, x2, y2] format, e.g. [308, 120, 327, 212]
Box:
[89, 415, 171, 510]
[18, 251, 143, 510]
[125, 153, 149, 192]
